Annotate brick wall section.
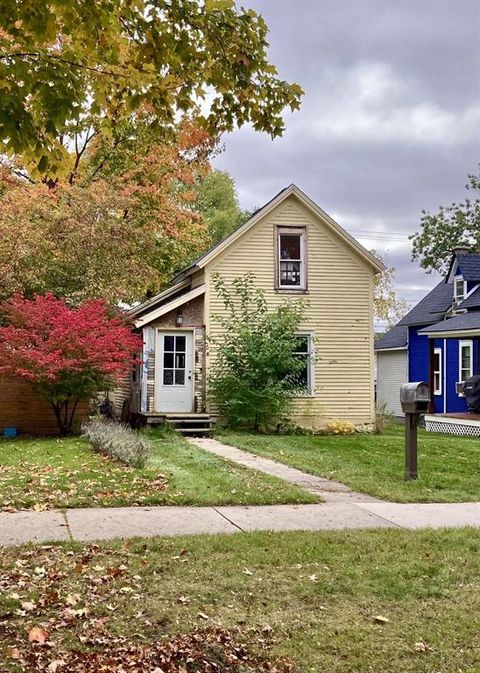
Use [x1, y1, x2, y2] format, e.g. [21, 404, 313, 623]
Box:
[146, 295, 206, 412]
[0, 377, 89, 436]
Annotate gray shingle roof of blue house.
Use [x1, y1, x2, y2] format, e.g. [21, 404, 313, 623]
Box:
[397, 281, 453, 326]
[375, 324, 408, 350]
[455, 253, 480, 282]
[419, 311, 480, 334]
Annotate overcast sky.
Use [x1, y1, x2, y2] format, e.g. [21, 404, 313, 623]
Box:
[213, 0, 480, 308]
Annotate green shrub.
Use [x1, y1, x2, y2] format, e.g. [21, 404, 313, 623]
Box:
[82, 419, 151, 468]
[209, 273, 307, 431]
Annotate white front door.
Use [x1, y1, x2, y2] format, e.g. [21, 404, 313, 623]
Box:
[155, 331, 194, 412]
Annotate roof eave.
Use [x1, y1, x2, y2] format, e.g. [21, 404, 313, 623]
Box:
[421, 328, 480, 338]
[375, 346, 408, 352]
[173, 184, 386, 277]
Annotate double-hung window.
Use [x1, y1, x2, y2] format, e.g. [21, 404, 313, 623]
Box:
[277, 227, 306, 290]
[459, 340, 473, 383]
[433, 348, 442, 395]
[454, 276, 466, 303]
[292, 334, 314, 395]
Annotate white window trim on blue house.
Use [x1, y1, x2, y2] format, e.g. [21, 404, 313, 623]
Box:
[433, 347, 442, 395]
[458, 339, 473, 385]
[454, 276, 467, 303]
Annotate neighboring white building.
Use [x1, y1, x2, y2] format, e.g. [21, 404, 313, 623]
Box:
[375, 325, 408, 417]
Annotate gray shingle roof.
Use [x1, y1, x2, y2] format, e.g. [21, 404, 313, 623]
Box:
[397, 281, 453, 326]
[419, 312, 480, 335]
[458, 285, 480, 310]
[375, 324, 408, 350]
[456, 253, 480, 282]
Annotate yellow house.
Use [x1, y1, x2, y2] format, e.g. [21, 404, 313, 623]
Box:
[125, 185, 385, 432]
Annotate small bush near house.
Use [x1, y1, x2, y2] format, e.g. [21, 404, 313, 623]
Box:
[209, 273, 307, 431]
[82, 419, 151, 468]
[324, 419, 355, 435]
[374, 402, 395, 435]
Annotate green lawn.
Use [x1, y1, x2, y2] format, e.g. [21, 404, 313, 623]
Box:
[0, 431, 316, 510]
[1, 528, 479, 672]
[216, 424, 480, 503]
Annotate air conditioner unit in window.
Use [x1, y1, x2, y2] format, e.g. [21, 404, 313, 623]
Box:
[456, 381, 465, 396]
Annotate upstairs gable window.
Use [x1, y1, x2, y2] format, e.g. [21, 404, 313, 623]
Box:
[454, 276, 466, 303]
[277, 227, 306, 290]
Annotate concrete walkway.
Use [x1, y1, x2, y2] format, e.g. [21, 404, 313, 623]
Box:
[1, 434, 479, 546]
[189, 437, 380, 503]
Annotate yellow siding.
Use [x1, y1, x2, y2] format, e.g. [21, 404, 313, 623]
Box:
[205, 194, 375, 428]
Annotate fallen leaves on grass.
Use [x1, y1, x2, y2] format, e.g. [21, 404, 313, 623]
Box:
[0, 460, 167, 511]
[21, 627, 294, 673]
[1, 545, 292, 673]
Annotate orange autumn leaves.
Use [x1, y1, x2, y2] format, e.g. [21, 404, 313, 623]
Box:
[0, 122, 213, 305]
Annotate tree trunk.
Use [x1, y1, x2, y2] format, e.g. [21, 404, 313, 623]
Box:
[50, 398, 80, 435]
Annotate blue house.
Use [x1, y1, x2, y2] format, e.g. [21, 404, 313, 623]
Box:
[376, 248, 480, 435]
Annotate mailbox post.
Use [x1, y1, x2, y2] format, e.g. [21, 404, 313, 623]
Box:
[400, 382, 430, 480]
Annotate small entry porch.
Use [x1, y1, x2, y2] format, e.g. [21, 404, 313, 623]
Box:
[133, 412, 214, 436]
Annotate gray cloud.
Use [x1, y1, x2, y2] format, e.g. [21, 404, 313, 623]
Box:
[213, 0, 480, 307]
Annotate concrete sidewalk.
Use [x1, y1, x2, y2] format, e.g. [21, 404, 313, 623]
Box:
[1, 436, 479, 547]
[1, 501, 479, 547]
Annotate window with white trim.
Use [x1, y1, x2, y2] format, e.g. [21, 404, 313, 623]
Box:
[459, 340, 473, 383]
[293, 334, 314, 395]
[433, 348, 442, 395]
[277, 227, 306, 289]
[454, 276, 466, 302]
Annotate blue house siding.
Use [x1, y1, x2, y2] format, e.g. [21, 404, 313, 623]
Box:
[408, 326, 430, 383]
[388, 252, 480, 417]
[407, 328, 477, 413]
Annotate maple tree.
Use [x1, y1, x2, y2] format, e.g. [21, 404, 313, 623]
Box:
[0, 294, 142, 434]
[0, 121, 213, 304]
[0, 0, 303, 178]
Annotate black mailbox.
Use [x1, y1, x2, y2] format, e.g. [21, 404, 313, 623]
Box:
[400, 382, 430, 414]
[400, 381, 430, 481]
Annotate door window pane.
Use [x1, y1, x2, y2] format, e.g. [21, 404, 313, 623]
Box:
[163, 369, 174, 385]
[162, 334, 188, 386]
[164, 335, 175, 351]
[163, 352, 174, 368]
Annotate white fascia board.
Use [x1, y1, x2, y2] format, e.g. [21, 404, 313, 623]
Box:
[375, 346, 408, 352]
[135, 285, 205, 328]
[422, 329, 480, 338]
[128, 279, 190, 317]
